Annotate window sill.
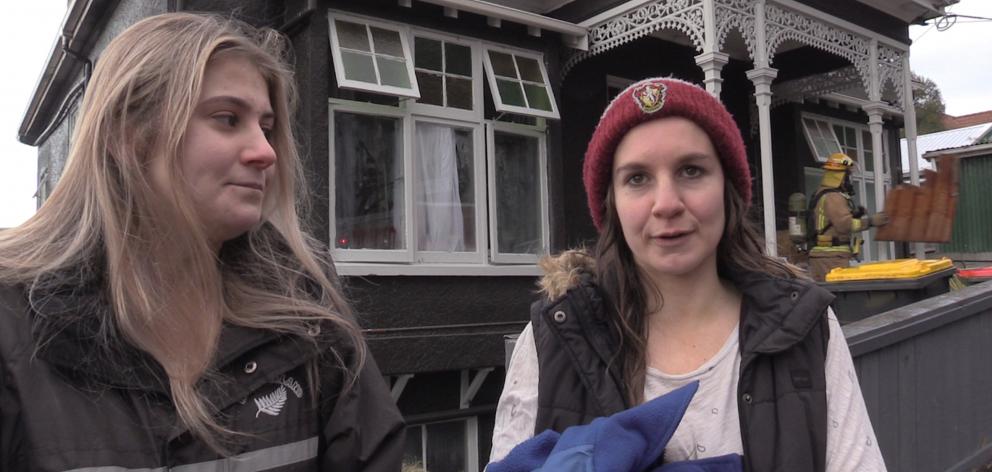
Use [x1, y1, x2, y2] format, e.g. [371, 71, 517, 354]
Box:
[334, 262, 542, 277]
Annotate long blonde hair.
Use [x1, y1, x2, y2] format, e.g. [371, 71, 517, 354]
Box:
[0, 13, 363, 452]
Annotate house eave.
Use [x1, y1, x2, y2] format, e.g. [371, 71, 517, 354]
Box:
[411, 0, 588, 49]
[17, 0, 120, 147]
[925, 142, 992, 160]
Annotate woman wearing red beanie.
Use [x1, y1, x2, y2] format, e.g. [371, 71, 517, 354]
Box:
[490, 78, 885, 471]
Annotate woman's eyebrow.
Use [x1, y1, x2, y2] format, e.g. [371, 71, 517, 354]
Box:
[675, 152, 715, 164]
[614, 162, 648, 174]
[199, 95, 274, 120]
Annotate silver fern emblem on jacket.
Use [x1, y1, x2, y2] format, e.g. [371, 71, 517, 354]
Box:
[254, 376, 304, 418]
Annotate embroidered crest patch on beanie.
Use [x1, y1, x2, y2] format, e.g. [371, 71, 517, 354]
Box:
[632, 81, 667, 113]
[582, 77, 751, 231]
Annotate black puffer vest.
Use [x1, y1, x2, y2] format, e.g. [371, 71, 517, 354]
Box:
[530, 253, 833, 472]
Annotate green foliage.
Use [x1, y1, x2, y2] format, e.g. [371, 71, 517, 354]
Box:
[912, 72, 947, 135]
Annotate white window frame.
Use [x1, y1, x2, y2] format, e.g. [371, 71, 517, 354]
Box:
[803, 113, 888, 180]
[410, 115, 487, 264]
[329, 24, 552, 275]
[408, 29, 483, 123]
[404, 417, 479, 472]
[328, 12, 420, 99]
[482, 45, 560, 120]
[487, 121, 550, 264]
[800, 115, 843, 162]
[328, 100, 413, 263]
[857, 128, 889, 176]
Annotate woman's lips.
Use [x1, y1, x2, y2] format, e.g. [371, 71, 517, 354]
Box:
[231, 182, 264, 191]
[651, 230, 691, 245]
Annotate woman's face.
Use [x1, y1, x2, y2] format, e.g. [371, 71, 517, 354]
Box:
[611, 116, 726, 282]
[154, 54, 277, 247]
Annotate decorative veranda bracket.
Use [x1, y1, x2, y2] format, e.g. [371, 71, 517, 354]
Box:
[562, 0, 704, 77]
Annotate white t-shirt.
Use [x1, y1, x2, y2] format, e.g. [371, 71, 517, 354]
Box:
[489, 308, 886, 471]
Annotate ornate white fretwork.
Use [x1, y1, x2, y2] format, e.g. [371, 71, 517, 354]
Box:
[764, 4, 872, 97]
[877, 44, 905, 108]
[715, 0, 755, 60]
[562, 0, 704, 77]
[769, 65, 863, 107]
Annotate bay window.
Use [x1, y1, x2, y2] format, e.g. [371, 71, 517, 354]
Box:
[328, 13, 555, 274]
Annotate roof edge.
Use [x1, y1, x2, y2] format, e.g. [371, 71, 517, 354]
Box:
[17, 0, 117, 147]
[924, 142, 992, 160]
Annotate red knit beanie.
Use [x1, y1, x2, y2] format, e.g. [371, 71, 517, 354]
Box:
[583, 77, 751, 231]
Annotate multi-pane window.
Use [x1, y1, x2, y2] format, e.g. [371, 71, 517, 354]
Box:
[803, 116, 888, 176]
[328, 15, 554, 271]
[801, 116, 842, 161]
[833, 124, 858, 160]
[414, 37, 473, 110]
[328, 14, 420, 98]
[483, 47, 559, 119]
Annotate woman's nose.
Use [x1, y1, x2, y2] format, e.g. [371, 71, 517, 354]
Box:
[650, 181, 685, 217]
[243, 128, 276, 170]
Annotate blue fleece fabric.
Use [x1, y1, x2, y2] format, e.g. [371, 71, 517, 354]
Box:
[487, 381, 743, 472]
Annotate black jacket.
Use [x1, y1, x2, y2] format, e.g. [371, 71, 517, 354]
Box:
[0, 264, 404, 471]
[529, 252, 833, 472]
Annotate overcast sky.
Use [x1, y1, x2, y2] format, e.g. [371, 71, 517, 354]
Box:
[0, 1, 64, 228]
[0, 1, 989, 228]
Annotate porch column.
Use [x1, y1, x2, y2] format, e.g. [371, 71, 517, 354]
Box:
[696, 0, 727, 97]
[747, 0, 779, 257]
[901, 54, 925, 259]
[863, 102, 890, 260]
[747, 67, 779, 257]
[695, 52, 730, 97]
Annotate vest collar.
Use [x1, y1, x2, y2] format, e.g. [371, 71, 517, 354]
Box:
[537, 251, 833, 356]
[729, 268, 834, 355]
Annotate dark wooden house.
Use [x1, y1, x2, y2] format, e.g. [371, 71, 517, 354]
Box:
[18, 1, 953, 469]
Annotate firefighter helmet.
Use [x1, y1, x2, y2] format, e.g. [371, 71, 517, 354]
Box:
[823, 153, 855, 171]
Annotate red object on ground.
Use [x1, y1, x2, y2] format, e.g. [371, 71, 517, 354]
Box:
[958, 266, 992, 284]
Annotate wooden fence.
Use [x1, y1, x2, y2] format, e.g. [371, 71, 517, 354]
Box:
[846, 280, 992, 471]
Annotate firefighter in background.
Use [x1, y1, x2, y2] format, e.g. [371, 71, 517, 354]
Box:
[808, 153, 889, 281]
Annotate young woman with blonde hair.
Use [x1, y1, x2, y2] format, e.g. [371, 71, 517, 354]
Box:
[490, 78, 885, 471]
[0, 12, 402, 471]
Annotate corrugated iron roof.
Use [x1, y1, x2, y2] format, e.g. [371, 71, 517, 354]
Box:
[900, 122, 992, 172]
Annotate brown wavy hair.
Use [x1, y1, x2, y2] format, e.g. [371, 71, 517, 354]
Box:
[0, 13, 363, 452]
[594, 177, 803, 405]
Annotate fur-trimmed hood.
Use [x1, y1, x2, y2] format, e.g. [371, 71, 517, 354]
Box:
[534, 249, 836, 356]
[537, 249, 597, 301]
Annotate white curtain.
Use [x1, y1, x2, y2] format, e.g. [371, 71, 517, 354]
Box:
[415, 123, 465, 252]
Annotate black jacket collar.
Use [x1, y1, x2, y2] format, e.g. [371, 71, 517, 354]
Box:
[25, 250, 327, 404]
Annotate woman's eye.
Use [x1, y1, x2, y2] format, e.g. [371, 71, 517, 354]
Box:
[626, 174, 647, 186]
[682, 166, 704, 178]
[214, 114, 238, 127]
[262, 128, 274, 141]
